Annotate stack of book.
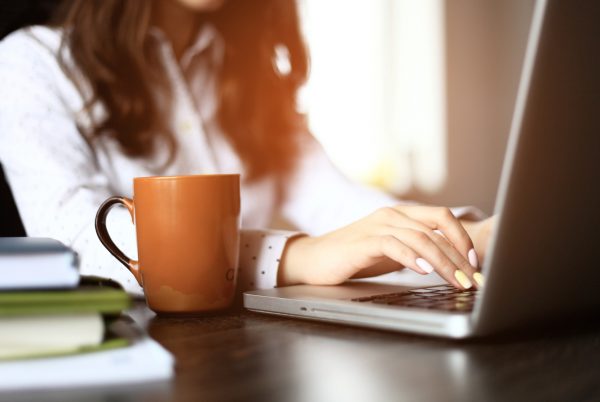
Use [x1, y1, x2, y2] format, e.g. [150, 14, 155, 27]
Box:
[0, 237, 173, 391]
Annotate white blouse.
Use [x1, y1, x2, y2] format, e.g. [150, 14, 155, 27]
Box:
[0, 25, 479, 296]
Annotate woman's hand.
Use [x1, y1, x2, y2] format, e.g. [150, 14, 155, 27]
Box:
[278, 205, 489, 290]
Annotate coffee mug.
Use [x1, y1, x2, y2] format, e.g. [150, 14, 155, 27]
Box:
[95, 174, 240, 314]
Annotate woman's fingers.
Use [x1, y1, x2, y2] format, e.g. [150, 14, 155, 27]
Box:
[428, 231, 482, 288]
[384, 216, 482, 288]
[371, 207, 481, 287]
[374, 225, 478, 289]
[393, 205, 479, 268]
[367, 235, 431, 276]
[390, 228, 470, 289]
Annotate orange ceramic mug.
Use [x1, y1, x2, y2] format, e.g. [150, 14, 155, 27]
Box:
[95, 174, 240, 314]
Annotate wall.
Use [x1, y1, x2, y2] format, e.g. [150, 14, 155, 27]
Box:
[406, 0, 536, 215]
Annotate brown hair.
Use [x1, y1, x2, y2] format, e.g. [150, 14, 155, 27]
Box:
[53, 0, 309, 184]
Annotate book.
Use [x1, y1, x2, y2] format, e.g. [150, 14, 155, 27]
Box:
[0, 286, 131, 316]
[0, 282, 131, 360]
[0, 237, 79, 290]
[0, 313, 104, 360]
[0, 317, 173, 390]
[0, 238, 173, 390]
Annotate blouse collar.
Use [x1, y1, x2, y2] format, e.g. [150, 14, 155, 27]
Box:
[148, 23, 224, 70]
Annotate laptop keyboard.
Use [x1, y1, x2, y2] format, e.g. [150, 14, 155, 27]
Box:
[350, 284, 478, 312]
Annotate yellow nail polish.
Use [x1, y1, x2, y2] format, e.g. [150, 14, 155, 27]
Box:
[454, 271, 473, 289]
[473, 272, 485, 287]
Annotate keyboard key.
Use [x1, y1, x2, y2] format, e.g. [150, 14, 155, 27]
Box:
[351, 296, 375, 302]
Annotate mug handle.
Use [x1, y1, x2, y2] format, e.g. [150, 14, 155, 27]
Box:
[95, 196, 142, 286]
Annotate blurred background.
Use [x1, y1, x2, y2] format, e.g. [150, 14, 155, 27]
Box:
[300, 0, 536, 215]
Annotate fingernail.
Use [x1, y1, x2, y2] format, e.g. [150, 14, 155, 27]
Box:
[415, 258, 434, 274]
[468, 248, 479, 268]
[473, 272, 485, 287]
[454, 270, 473, 289]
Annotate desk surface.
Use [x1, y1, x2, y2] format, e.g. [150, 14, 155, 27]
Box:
[8, 301, 600, 402]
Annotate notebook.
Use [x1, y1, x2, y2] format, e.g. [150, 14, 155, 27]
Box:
[0, 314, 174, 391]
[0, 237, 79, 290]
[0, 313, 104, 360]
[243, 0, 600, 338]
[0, 338, 173, 391]
[0, 284, 132, 360]
[0, 286, 131, 316]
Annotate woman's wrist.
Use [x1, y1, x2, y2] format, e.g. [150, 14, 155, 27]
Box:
[277, 234, 313, 286]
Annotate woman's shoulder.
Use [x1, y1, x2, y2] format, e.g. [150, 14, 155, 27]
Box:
[0, 25, 64, 64]
[0, 26, 84, 109]
[0, 26, 75, 87]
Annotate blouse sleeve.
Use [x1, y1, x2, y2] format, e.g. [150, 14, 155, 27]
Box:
[281, 136, 407, 235]
[281, 136, 485, 234]
[236, 229, 303, 291]
[0, 31, 144, 296]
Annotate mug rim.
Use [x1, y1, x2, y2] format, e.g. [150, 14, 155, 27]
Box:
[134, 174, 240, 182]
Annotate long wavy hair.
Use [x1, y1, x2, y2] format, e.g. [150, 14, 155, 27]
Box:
[51, 0, 309, 186]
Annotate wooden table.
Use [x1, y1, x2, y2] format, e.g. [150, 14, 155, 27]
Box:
[7, 300, 600, 402]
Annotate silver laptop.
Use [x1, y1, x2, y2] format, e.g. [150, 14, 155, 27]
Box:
[244, 0, 600, 338]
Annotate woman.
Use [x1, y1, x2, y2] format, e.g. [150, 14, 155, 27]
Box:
[0, 0, 493, 296]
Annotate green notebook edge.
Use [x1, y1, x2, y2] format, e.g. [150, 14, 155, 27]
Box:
[0, 287, 132, 316]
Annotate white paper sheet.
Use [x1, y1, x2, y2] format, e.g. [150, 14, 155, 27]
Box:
[0, 337, 174, 391]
